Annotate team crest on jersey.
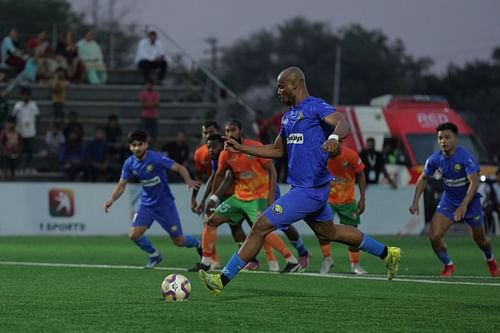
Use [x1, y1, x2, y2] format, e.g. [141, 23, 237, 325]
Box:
[146, 164, 154, 172]
[272, 204, 283, 215]
[453, 164, 462, 172]
[170, 225, 178, 232]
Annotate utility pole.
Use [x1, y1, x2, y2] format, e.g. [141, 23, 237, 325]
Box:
[332, 42, 342, 106]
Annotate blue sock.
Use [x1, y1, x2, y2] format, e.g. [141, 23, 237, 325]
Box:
[359, 234, 385, 257]
[132, 236, 156, 254]
[483, 249, 493, 261]
[291, 238, 309, 257]
[182, 235, 200, 248]
[436, 250, 452, 265]
[221, 252, 247, 280]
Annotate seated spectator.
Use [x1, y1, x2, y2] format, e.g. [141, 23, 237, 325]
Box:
[134, 30, 168, 84]
[26, 30, 57, 81]
[51, 68, 69, 122]
[0, 116, 23, 180]
[83, 126, 109, 182]
[11, 86, 39, 174]
[59, 130, 84, 180]
[55, 30, 84, 83]
[0, 28, 26, 73]
[162, 130, 190, 166]
[77, 30, 107, 84]
[104, 114, 126, 163]
[63, 111, 84, 143]
[45, 122, 65, 171]
[139, 80, 160, 146]
[1, 50, 39, 97]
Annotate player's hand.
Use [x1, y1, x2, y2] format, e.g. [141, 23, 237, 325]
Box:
[190, 198, 198, 213]
[357, 199, 365, 215]
[322, 138, 339, 154]
[454, 204, 467, 221]
[194, 201, 205, 215]
[409, 202, 419, 215]
[103, 199, 113, 213]
[185, 179, 201, 190]
[222, 136, 241, 153]
[205, 199, 217, 215]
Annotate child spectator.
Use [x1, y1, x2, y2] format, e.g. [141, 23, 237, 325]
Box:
[83, 126, 109, 182]
[63, 111, 83, 143]
[51, 67, 69, 123]
[59, 130, 84, 180]
[45, 122, 65, 171]
[139, 80, 160, 146]
[0, 116, 23, 179]
[11, 86, 39, 174]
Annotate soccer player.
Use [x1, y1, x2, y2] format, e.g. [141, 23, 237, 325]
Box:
[104, 130, 202, 268]
[199, 67, 401, 295]
[409, 122, 499, 277]
[319, 144, 368, 275]
[203, 120, 304, 273]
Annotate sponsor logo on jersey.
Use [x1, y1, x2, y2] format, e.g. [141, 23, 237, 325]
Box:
[141, 176, 161, 187]
[287, 133, 304, 144]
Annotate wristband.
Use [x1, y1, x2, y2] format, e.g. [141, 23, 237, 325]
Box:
[328, 134, 339, 141]
[209, 194, 220, 204]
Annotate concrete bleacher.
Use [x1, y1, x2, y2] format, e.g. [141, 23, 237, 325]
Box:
[0, 69, 217, 180]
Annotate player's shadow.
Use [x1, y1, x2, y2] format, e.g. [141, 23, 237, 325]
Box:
[218, 288, 329, 301]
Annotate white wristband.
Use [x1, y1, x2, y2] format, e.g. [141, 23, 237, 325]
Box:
[209, 194, 220, 204]
[328, 134, 339, 141]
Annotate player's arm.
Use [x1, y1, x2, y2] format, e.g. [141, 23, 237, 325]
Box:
[263, 160, 277, 205]
[409, 173, 429, 215]
[104, 178, 127, 213]
[356, 170, 366, 215]
[454, 172, 480, 221]
[224, 135, 285, 159]
[191, 169, 203, 212]
[170, 162, 200, 190]
[322, 112, 349, 153]
[204, 164, 230, 214]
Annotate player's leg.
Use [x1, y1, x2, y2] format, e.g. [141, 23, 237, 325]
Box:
[465, 199, 499, 276]
[282, 225, 311, 271]
[129, 208, 162, 268]
[337, 202, 367, 275]
[429, 211, 455, 276]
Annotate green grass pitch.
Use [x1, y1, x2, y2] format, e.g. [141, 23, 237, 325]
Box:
[1, 235, 499, 332]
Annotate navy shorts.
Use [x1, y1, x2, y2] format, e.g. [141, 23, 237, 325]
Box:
[436, 196, 483, 228]
[263, 183, 333, 231]
[132, 200, 183, 238]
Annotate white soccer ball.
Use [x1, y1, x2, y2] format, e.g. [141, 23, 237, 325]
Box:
[161, 274, 191, 301]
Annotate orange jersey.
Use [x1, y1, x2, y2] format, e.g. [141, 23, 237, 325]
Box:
[327, 146, 365, 205]
[193, 144, 212, 177]
[218, 139, 271, 201]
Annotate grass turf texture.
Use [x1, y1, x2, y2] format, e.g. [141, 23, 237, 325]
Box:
[1, 235, 500, 332]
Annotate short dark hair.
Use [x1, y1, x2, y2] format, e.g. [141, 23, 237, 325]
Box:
[206, 133, 224, 144]
[366, 137, 375, 144]
[6, 115, 16, 123]
[20, 86, 32, 95]
[128, 129, 148, 143]
[95, 126, 105, 132]
[107, 114, 118, 121]
[436, 122, 458, 135]
[203, 120, 220, 130]
[226, 119, 242, 130]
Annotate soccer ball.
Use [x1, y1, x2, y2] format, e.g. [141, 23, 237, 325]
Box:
[161, 274, 191, 301]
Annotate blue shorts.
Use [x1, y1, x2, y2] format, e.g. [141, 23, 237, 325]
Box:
[132, 200, 183, 238]
[436, 196, 483, 228]
[263, 183, 333, 231]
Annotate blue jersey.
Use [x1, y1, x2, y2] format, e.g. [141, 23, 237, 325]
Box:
[280, 96, 335, 187]
[424, 146, 481, 204]
[121, 150, 175, 206]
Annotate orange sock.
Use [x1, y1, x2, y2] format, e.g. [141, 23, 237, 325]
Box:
[201, 224, 217, 258]
[348, 250, 360, 264]
[265, 232, 292, 259]
[320, 242, 331, 258]
[262, 242, 276, 261]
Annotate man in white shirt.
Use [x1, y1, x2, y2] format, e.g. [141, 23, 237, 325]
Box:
[134, 31, 168, 84]
[11, 86, 39, 173]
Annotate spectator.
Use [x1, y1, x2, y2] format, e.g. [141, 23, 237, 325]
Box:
[83, 126, 109, 182]
[383, 138, 408, 166]
[51, 67, 69, 122]
[139, 79, 160, 146]
[1, 50, 39, 97]
[55, 30, 84, 83]
[0, 28, 26, 73]
[11, 86, 39, 174]
[0, 115, 23, 180]
[77, 30, 107, 84]
[59, 130, 84, 180]
[63, 111, 83, 143]
[359, 137, 397, 189]
[104, 114, 125, 164]
[45, 122, 65, 171]
[26, 30, 56, 81]
[134, 30, 168, 84]
[163, 130, 190, 166]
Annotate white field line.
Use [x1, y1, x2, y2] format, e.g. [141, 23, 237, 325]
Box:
[1, 260, 499, 287]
